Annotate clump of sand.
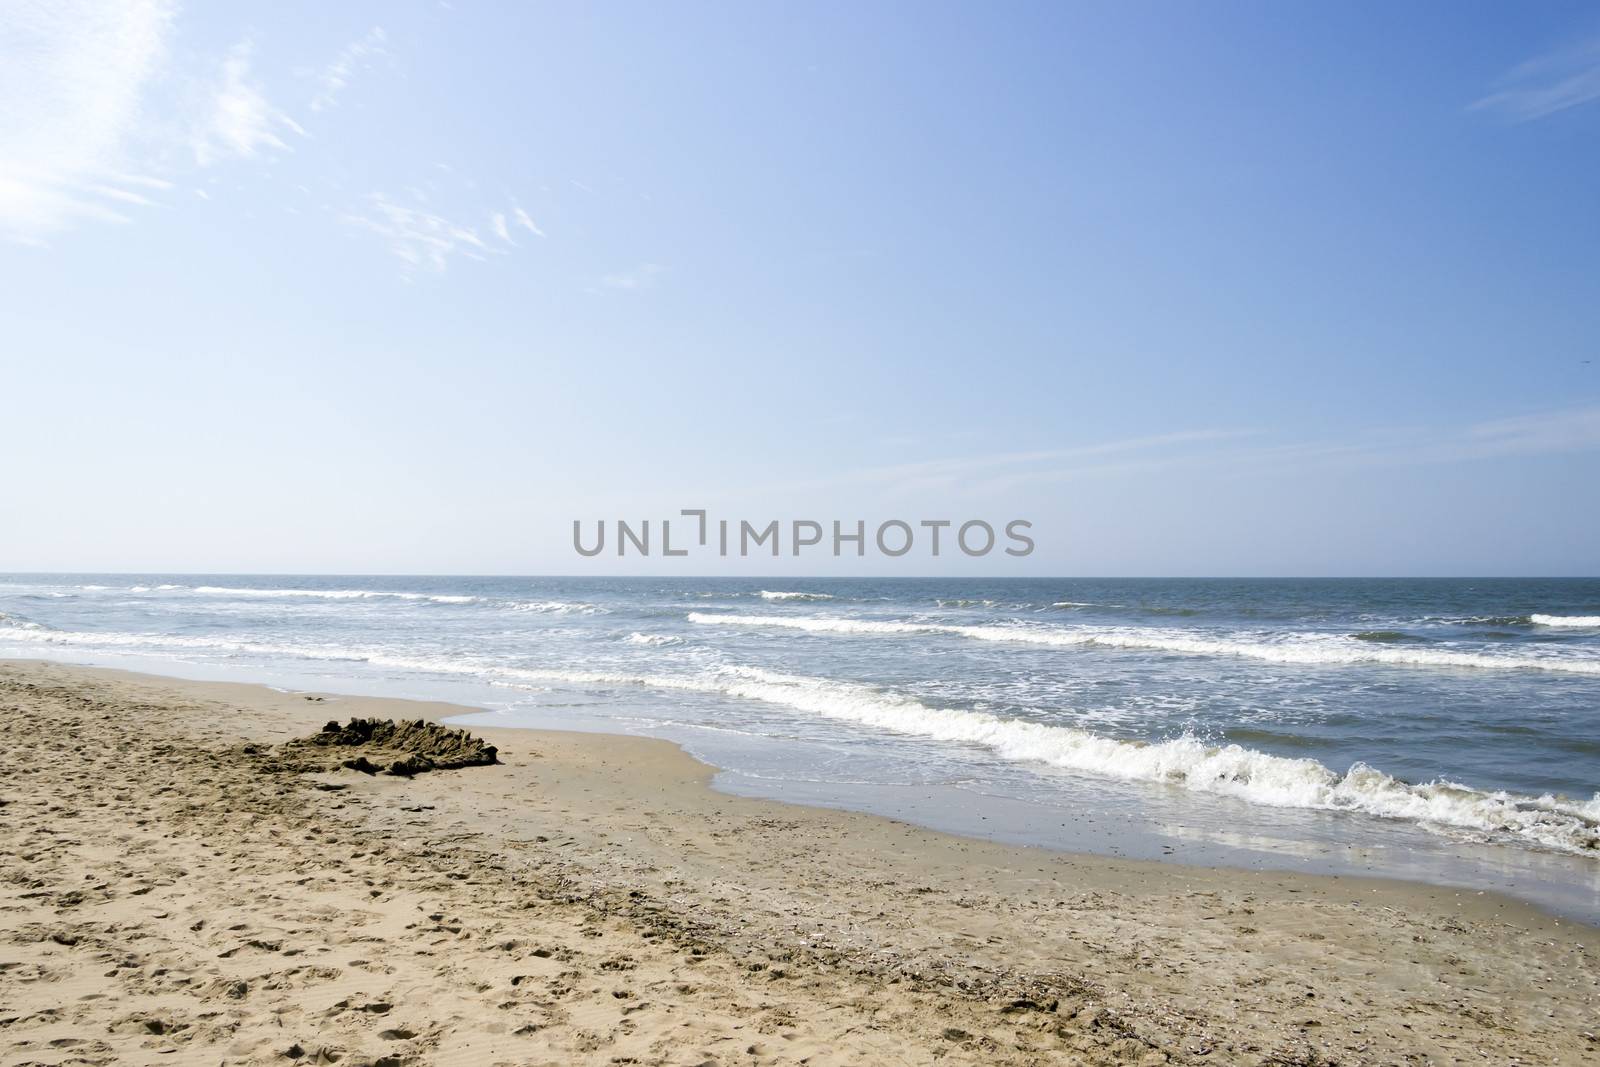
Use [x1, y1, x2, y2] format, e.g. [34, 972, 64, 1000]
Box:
[275, 717, 498, 776]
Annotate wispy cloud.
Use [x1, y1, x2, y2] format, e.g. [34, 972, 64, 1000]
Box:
[191, 39, 304, 166]
[1213, 405, 1600, 472]
[309, 26, 387, 113]
[757, 431, 1254, 499]
[768, 404, 1600, 502]
[341, 192, 496, 274]
[1470, 36, 1600, 121]
[0, 0, 175, 243]
[1453, 404, 1600, 460]
[512, 203, 545, 238]
[600, 262, 663, 291]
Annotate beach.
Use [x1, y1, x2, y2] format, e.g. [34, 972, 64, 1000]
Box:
[2, 659, 1596, 1066]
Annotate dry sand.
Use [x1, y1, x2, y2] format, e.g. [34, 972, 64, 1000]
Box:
[1, 659, 1596, 1066]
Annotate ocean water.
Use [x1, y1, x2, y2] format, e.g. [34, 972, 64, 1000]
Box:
[4, 575, 1598, 919]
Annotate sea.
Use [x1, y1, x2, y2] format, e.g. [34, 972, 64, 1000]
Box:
[3, 575, 1597, 921]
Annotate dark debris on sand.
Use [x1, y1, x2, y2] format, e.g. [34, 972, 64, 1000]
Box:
[271, 718, 499, 777]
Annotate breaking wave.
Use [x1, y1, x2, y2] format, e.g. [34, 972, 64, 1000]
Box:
[193, 585, 481, 605]
[686, 612, 1600, 675]
[493, 663, 1600, 856]
[758, 590, 834, 601]
[1531, 614, 1600, 628]
[624, 631, 681, 646]
[506, 599, 608, 615]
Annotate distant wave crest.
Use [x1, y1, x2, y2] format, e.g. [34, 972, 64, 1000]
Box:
[506, 599, 608, 615]
[1531, 614, 1600, 628]
[182, 585, 606, 614]
[758, 590, 834, 601]
[624, 631, 681, 646]
[686, 612, 1600, 675]
[194, 585, 481, 605]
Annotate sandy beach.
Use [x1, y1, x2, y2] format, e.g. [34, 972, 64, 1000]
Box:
[2, 658, 1597, 1066]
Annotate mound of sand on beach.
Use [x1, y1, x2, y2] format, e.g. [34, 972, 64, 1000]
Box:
[272, 717, 499, 776]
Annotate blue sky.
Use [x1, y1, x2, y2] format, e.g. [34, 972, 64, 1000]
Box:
[2, 1, 1597, 575]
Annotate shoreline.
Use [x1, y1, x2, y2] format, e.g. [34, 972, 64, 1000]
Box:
[4, 657, 1598, 1064]
[11, 654, 1590, 925]
[11, 645, 1598, 923]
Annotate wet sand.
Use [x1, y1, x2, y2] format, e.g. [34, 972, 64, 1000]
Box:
[2, 659, 1596, 1065]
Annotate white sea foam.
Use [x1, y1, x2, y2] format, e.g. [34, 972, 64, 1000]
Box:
[192, 585, 484, 606]
[758, 590, 834, 601]
[686, 613, 1600, 675]
[506, 599, 607, 615]
[1531, 614, 1600, 628]
[624, 631, 681, 646]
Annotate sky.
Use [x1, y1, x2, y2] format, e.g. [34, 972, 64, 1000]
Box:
[1, 0, 1598, 576]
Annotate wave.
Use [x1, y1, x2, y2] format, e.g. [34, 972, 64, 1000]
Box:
[1351, 630, 1426, 644]
[624, 631, 681, 646]
[1531, 614, 1600, 628]
[494, 663, 1600, 856]
[1440, 613, 1600, 629]
[758, 590, 834, 601]
[192, 585, 482, 605]
[1444, 614, 1534, 627]
[92, 584, 605, 615]
[686, 612, 1600, 676]
[506, 599, 607, 615]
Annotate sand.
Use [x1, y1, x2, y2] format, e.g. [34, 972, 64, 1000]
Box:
[1, 659, 1596, 1066]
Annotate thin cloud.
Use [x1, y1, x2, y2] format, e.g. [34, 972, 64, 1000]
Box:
[765, 430, 1255, 498]
[601, 262, 663, 290]
[342, 192, 494, 274]
[1470, 36, 1600, 121]
[310, 26, 387, 113]
[771, 405, 1600, 501]
[191, 39, 305, 166]
[1225, 406, 1600, 471]
[342, 188, 551, 275]
[850, 430, 1253, 487]
[1454, 404, 1600, 460]
[0, 0, 175, 242]
[512, 203, 545, 237]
